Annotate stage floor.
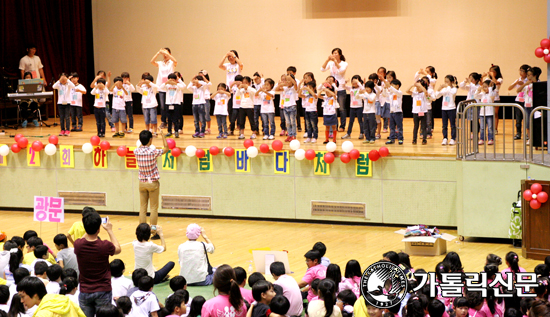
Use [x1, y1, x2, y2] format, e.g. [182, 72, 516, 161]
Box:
[0, 115, 533, 158]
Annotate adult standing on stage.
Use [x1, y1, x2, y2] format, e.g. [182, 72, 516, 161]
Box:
[218, 50, 243, 135]
[150, 48, 178, 129]
[321, 48, 348, 132]
[19, 44, 45, 79]
[134, 129, 169, 239]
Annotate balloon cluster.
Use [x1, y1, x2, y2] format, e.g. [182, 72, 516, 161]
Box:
[535, 38, 550, 63]
[523, 183, 549, 210]
[0, 134, 59, 157]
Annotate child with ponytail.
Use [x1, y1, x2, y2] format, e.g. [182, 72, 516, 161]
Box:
[3, 242, 31, 284]
[202, 264, 246, 317]
[308, 279, 342, 317]
[501, 251, 526, 281]
[436, 75, 459, 145]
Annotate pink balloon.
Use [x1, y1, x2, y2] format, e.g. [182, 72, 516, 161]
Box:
[537, 191, 549, 203]
[531, 199, 542, 210]
[536, 47, 545, 58]
[541, 38, 550, 49]
[523, 189, 534, 201]
[531, 183, 543, 194]
[171, 147, 182, 157]
[166, 138, 176, 149]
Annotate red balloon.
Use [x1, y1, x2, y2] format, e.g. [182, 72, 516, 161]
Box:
[349, 149, 360, 160]
[340, 153, 351, 163]
[305, 149, 316, 160]
[11, 143, 21, 153]
[531, 183, 543, 194]
[243, 139, 254, 149]
[545, 54, 550, 64]
[324, 152, 335, 164]
[32, 141, 43, 152]
[523, 189, 534, 201]
[90, 135, 101, 146]
[537, 191, 549, 203]
[209, 146, 219, 156]
[531, 199, 542, 210]
[379, 146, 390, 157]
[166, 138, 176, 149]
[171, 147, 182, 157]
[17, 137, 28, 148]
[224, 147, 235, 157]
[100, 141, 110, 151]
[541, 38, 550, 49]
[117, 145, 127, 157]
[196, 149, 205, 158]
[536, 47, 545, 58]
[14, 134, 24, 142]
[369, 149, 380, 162]
[260, 144, 270, 153]
[272, 140, 283, 151]
[48, 135, 59, 145]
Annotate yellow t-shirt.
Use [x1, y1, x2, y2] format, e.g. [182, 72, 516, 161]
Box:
[0, 277, 6, 285]
[68, 221, 86, 240]
[23, 251, 57, 266]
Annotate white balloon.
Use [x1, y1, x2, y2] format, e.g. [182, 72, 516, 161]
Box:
[82, 143, 93, 154]
[0, 145, 9, 156]
[185, 145, 197, 157]
[136, 140, 142, 147]
[247, 146, 258, 158]
[295, 149, 305, 160]
[326, 141, 337, 152]
[545, 49, 550, 55]
[342, 141, 354, 153]
[150, 144, 156, 150]
[45, 144, 57, 156]
[289, 139, 301, 151]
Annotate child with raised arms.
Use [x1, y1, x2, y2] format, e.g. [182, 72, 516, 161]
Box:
[211, 83, 231, 139]
[136, 74, 160, 135]
[508, 64, 530, 140]
[69, 73, 86, 132]
[121, 72, 135, 133]
[256, 78, 276, 140]
[198, 70, 212, 134]
[474, 80, 497, 145]
[516, 67, 541, 143]
[342, 75, 364, 140]
[384, 79, 403, 145]
[318, 82, 338, 144]
[229, 75, 244, 135]
[188, 76, 209, 138]
[252, 72, 264, 135]
[52, 73, 76, 136]
[90, 78, 110, 137]
[160, 73, 185, 138]
[275, 74, 298, 142]
[219, 51, 243, 136]
[299, 82, 318, 143]
[109, 76, 129, 138]
[235, 76, 258, 139]
[359, 81, 377, 144]
[485, 65, 503, 134]
[407, 79, 429, 145]
[90, 70, 114, 132]
[436, 75, 458, 145]
[175, 71, 185, 134]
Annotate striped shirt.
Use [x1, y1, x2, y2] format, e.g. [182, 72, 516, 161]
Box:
[134, 146, 163, 182]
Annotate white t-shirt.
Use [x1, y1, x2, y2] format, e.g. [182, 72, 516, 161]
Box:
[459, 81, 479, 101]
[252, 80, 264, 105]
[70, 84, 86, 107]
[188, 82, 208, 104]
[19, 55, 44, 79]
[301, 89, 317, 112]
[129, 290, 160, 317]
[137, 84, 159, 108]
[30, 258, 51, 273]
[360, 92, 376, 113]
[273, 275, 303, 317]
[160, 82, 185, 105]
[232, 86, 241, 109]
[280, 86, 297, 107]
[235, 87, 256, 109]
[112, 276, 134, 300]
[322, 96, 337, 115]
[213, 94, 230, 116]
[176, 79, 186, 104]
[224, 62, 241, 86]
[411, 91, 428, 114]
[111, 87, 127, 110]
[522, 83, 534, 108]
[91, 88, 110, 108]
[155, 60, 175, 90]
[475, 90, 496, 116]
[375, 84, 386, 105]
[386, 87, 403, 113]
[0, 251, 10, 275]
[53, 81, 76, 105]
[133, 240, 165, 278]
[123, 83, 135, 102]
[259, 91, 275, 113]
[436, 87, 458, 110]
[513, 77, 528, 102]
[177, 241, 214, 284]
[348, 86, 364, 108]
[46, 281, 61, 294]
[321, 60, 348, 91]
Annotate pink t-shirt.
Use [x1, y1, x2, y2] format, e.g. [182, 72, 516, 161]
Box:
[500, 267, 526, 280]
[468, 301, 503, 317]
[240, 287, 254, 305]
[274, 275, 303, 317]
[302, 264, 327, 301]
[202, 294, 247, 317]
[339, 277, 361, 298]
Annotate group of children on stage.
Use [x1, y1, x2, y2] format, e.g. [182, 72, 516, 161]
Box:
[49, 48, 543, 145]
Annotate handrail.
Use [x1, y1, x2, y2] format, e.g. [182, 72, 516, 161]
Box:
[529, 106, 550, 165]
[456, 99, 478, 159]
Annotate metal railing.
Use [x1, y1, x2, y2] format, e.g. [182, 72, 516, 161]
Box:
[529, 106, 550, 166]
[457, 102, 526, 161]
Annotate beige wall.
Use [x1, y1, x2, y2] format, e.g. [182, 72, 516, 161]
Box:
[92, 0, 547, 95]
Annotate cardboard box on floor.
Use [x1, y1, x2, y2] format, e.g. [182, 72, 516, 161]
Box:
[395, 229, 457, 256]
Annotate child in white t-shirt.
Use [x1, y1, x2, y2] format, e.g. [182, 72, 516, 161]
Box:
[52, 73, 76, 136]
[436, 75, 459, 145]
[137, 74, 159, 135]
[187, 76, 209, 138]
[129, 276, 160, 317]
[252, 72, 265, 136]
[235, 76, 258, 140]
[508, 64, 530, 140]
[275, 75, 298, 142]
[257, 78, 277, 140]
[475, 80, 497, 145]
[198, 70, 212, 135]
[318, 82, 338, 144]
[175, 72, 185, 134]
[160, 73, 186, 138]
[69, 73, 86, 132]
[299, 81, 318, 143]
[121, 72, 136, 133]
[407, 80, 429, 145]
[384, 79, 404, 145]
[516, 67, 541, 144]
[359, 81, 377, 143]
[211, 83, 231, 139]
[45, 264, 63, 294]
[219, 51, 243, 135]
[109, 77, 129, 138]
[342, 76, 364, 140]
[90, 70, 115, 131]
[111, 259, 133, 303]
[90, 78, 110, 137]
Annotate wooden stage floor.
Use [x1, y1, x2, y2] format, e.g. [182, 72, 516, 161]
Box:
[0, 115, 533, 158]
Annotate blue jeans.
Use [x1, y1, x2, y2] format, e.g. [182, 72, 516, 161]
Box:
[187, 267, 217, 286]
[261, 113, 275, 136]
[442, 109, 456, 140]
[480, 115, 494, 141]
[94, 107, 106, 135]
[389, 112, 404, 141]
[143, 107, 157, 125]
[125, 101, 134, 129]
[284, 106, 297, 137]
[305, 111, 318, 139]
[347, 107, 364, 135]
[79, 291, 112, 317]
[337, 90, 347, 129]
[217, 115, 228, 134]
[193, 104, 206, 133]
[70, 106, 83, 129]
[362, 113, 376, 141]
[153, 261, 175, 284]
[205, 100, 212, 122]
[254, 105, 263, 133]
[159, 91, 167, 124]
[105, 103, 114, 128]
[230, 108, 239, 132]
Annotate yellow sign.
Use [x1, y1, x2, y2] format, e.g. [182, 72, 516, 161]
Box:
[235, 149, 250, 173]
[0, 144, 7, 166]
[356, 152, 372, 177]
[274, 151, 289, 174]
[125, 147, 138, 170]
[59, 145, 74, 168]
[198, 149, 213, 172]
[162, 150, 177, 170]
[313, 151, 330, 175]
[27, 147, 41, 167]
[93, 146, 107, 169]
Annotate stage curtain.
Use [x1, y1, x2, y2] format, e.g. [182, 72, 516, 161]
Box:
[0, 0, 94, 115]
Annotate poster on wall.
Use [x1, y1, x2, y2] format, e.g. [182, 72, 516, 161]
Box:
[314, 151, 330, 176]
[274, 150, 289, 174]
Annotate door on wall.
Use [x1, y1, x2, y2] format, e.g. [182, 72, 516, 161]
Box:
[522, 180, 550, 260]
